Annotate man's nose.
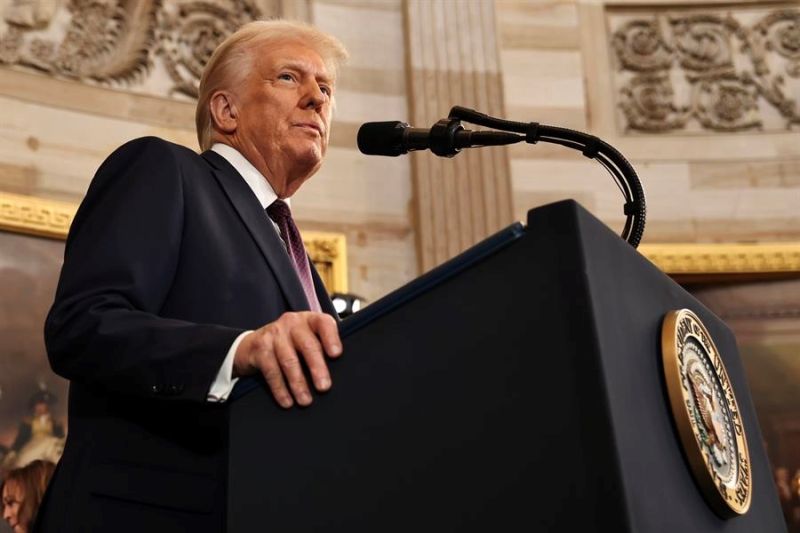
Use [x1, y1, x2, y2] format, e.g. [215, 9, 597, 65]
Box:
[301, 82, 326, 110]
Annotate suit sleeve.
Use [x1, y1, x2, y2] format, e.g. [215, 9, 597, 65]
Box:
[45, 137, 244, 402]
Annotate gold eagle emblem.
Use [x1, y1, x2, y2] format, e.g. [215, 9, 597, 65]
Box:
[661, 309, 751, 517]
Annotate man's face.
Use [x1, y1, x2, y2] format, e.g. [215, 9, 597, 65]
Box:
[234, 39, 334, 198]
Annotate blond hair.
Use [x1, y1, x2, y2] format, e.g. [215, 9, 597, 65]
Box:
[195, 20, 349, 151]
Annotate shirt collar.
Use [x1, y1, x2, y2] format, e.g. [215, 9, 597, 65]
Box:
[210, 143, 289, 210]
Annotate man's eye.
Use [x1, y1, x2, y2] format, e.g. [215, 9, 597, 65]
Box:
[320, 85, 331, 96]
[278, 73, 295, 82]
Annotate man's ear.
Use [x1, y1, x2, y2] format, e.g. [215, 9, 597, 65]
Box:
[209, 90, 238, 134]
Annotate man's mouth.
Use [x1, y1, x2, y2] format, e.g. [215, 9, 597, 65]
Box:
[293, 122, 323, 135]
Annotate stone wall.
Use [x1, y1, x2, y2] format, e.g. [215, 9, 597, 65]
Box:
[497, 0, 800, 244]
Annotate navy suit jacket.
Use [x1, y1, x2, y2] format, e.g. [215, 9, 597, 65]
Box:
[38, 137, 336, 532]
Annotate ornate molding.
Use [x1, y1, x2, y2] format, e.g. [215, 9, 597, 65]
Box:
[609, 5, 800, 134]
[0, 192, 349, 294]
[0, 191, 76, 239]
[0, 0, 266, 101]
[639, 242, 800, 281]
[156, 0, 260, 98]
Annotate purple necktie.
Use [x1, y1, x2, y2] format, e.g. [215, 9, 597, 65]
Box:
[266, 200, 321, 312]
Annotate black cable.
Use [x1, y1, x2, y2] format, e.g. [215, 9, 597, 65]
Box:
[449, 106, 647, 248]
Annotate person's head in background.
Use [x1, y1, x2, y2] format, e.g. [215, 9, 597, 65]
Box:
[28, 389, 56, 419]
[1, 460, 56, 533]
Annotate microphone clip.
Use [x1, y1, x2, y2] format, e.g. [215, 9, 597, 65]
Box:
[428, 118, 465, 158]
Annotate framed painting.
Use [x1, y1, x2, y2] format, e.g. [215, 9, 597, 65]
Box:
[0, 193, 71, 474]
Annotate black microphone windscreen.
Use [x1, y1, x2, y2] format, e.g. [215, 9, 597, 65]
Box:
[357, 121, 408, 156]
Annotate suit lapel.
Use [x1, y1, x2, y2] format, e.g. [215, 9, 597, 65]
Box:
[202, 150, 310, 312]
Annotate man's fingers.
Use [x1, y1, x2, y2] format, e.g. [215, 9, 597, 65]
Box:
[309, 313, 343, 358]
[259, 350, 293, 409]
[291, 325, 331, 392]
[247, 312, 342, 409]
[274, 334, 313, 406]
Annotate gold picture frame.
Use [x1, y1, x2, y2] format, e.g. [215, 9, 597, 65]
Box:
[0, 191, 348, 294]
[0, 192, 75, 240]
[639, 243, 800, 284]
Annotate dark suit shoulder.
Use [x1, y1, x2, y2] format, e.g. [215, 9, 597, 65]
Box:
[116, 136, 196, 155]
[65, 137, 199, 256]
[85, 137, 213, 204]
[100, 136, 200, 173]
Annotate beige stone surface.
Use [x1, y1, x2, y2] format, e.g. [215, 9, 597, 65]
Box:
[0, 95, 198, 202]
[405, 0, 513, 272]
[690, 159, 800, 189]
[499, 0, 800, 246]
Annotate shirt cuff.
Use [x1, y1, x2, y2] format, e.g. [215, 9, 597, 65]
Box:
[207, 330, 251, 402]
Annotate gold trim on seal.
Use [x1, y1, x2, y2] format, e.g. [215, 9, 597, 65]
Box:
[661, 309, 752, 517]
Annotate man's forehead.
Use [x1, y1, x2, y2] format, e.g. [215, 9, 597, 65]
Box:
[253, 40, 335, 81]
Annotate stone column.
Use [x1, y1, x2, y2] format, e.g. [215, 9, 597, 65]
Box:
[404, 0, 514, 272]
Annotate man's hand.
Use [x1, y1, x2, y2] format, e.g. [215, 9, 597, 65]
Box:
[233, 312, 342, 408]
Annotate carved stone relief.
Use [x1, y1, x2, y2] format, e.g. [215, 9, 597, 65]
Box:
[0, 0, 273, 101]
[157, 0, 261, 98]
[608, 5, 800, 134]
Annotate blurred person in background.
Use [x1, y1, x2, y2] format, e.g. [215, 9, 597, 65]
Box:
[791, 469, 800, 532]
[1, 460, 55, 533]
[775, 466, 795, 528]
[2, 390, 64, 471]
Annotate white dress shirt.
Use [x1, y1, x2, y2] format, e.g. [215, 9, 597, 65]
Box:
[206, 143, 289, 402]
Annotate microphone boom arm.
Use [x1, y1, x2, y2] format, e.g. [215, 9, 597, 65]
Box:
[447, 106, 647, 248]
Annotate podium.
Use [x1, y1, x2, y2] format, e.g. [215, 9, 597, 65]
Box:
[227, 200, 786, 532]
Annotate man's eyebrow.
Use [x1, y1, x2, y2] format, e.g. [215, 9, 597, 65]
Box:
[277, 61, 334, 85]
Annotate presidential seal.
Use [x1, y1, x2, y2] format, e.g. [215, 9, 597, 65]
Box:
[661, 309, 752, 517]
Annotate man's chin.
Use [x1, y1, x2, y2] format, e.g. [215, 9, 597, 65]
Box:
[290, 145, 323, 171]
[282, 153, 322, 195]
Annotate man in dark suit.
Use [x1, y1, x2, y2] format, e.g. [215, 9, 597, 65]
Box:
[38, 20, 348, 531]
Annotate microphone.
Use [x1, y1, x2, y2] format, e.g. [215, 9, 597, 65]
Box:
[357, 120, 522, 157]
